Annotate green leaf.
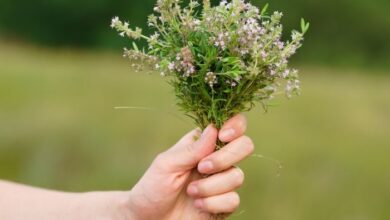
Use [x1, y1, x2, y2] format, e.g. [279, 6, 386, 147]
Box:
[261, 3, 269, 16]
[300, 18, 310, 34]
[305, 22, 310, 33]
[223, 88, 232, 93]
[132, 42, 139, 51]
[218, 71, 246, 78]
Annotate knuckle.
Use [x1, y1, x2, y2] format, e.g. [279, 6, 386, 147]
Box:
[202, 199, 212, 211]
[153, 152, 170, 171]
[154, 152, 167, 166]
[211, 156, 223, 170]
[194, 182, 206, 195]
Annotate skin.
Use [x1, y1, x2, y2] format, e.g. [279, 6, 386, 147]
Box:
[0, 114, 253, 220]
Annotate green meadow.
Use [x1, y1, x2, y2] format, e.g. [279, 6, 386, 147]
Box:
[0, 42, 389, 219]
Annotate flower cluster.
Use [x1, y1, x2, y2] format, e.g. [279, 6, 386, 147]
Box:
[110, 17, 143, 39]
[205, 72, 218, 87]
[111, 0, 309, 129]
[176, 47, 196, 77]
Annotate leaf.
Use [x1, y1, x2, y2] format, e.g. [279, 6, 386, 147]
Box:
[223, 88, 232, 93]
[261, 3, 269, 16]
[199, 85, 212, 101]
[132, 42, 139, 52]
[218, 71, 246, 79]
[213, 98, 227, 103]
[300, 18, 310, 34]
[305, 22, 310, 33]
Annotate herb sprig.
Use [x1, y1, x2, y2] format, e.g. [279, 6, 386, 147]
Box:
[111, 0, 309, 132]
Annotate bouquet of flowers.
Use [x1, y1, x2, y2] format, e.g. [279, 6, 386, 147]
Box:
[111, 0, 309, 148]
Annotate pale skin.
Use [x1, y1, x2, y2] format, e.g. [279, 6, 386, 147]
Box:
[0, 114, 253, 220]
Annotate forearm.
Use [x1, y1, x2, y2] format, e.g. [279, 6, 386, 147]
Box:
[0, 180, 134, 220]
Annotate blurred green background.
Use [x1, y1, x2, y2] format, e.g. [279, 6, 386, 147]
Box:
[0, 0, 389, 219]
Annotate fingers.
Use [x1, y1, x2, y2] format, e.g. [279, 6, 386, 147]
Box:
[219, 114, 247, 143]
[187, 167, 244, 198]
[198, 135, 254, 174]
[158, 125, 218, 172]
[194, 191, 240, 214]
[188, 168, 244, 214]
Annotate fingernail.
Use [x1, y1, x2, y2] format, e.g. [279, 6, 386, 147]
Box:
[219, 128, 235, 140]
[188, 185, 198, 196]
[194, 199, 204, 209]
[198, 160, 213, 173]
[200, 125, 213, 140]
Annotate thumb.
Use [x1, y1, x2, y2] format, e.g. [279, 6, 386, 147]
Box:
[161, 125, 218, 172]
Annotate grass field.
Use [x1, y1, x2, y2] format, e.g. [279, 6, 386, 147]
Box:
[0, 42, 389, 220]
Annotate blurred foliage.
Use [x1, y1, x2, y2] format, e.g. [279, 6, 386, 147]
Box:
[0, 0, 389, 68]
[0, 0, 155, 47]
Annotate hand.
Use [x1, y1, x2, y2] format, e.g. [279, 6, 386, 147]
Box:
[0, 114, 253, 220]
[127, 114, 254, 220]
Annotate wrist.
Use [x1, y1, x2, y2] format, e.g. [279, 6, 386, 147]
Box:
[82, 191, 136, 220]
[107, 191, 137, 220]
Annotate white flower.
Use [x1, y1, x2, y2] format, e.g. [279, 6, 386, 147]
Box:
[150, 33, 160, 42]
[261, 51, 268, 59]
[235, 76, 242, 81]
[205, 72, 218, 87]
[111, 16, 120, 28]
[168, 62, 175, 71]
[276, 41, 284, 50]
[282, 69, 290, 78]
[193, 19, 201, 26]
[226, 3, 232, 9]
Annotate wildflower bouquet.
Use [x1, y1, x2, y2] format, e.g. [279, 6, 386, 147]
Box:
[111, 0, 309, 147]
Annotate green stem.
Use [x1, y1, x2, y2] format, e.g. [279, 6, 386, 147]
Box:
[216, 139, 226, 151]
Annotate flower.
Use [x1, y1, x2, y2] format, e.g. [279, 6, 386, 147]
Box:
[205, 72, 218, 87]
[168, 62, 175, 71]
[193, 19, 201, 26]
[110, 16, 120, 28]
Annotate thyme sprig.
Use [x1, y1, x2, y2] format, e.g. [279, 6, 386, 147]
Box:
[111, 0, 309, 130]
